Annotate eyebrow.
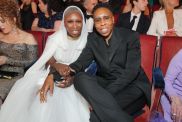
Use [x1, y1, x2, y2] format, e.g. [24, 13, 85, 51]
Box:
[94, 15, 111, 19]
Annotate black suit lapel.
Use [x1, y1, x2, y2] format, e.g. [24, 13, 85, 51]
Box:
[125, 12, 132, 29]
[136, 13, 144, 33]
[108, 28, 121, 62]
[95, 33, 110, 66]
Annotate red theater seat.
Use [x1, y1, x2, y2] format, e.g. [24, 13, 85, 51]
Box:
[160, 36, 182, 75]
[43, 32, 54, 48]
[134, 35, 157, 122]
[27, 31, 44, 57]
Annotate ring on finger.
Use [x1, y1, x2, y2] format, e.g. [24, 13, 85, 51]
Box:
[40, 91, 44, 94]
[172, 113, 177, 116]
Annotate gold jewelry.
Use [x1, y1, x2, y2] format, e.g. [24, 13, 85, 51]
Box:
[40, 91, 44, 94]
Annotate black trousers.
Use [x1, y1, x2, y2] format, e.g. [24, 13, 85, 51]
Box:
[74, 72, 146, 122]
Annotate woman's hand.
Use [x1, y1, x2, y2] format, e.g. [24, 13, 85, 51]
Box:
[0, 56, 7, 65]
[56, 76, 74, 88]
[171, 96, 182, 122]
[53, 63, 71, 77]
[39, 74, 54, 103]
[164, 29, 177, 37]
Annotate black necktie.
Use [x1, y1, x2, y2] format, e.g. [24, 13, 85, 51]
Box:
[129, 16, 137, 29]
[85, 14, 93, 19]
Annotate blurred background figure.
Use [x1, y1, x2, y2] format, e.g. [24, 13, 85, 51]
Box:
[31, 0, 64, 32]
[19, 0, 38, 31]
[147, 0, 182, 37]
[116, 0, 150, 34]
[161, 49, 182, 122]
[98, 0, 124, 14]
[0, 0, 38, 107]
[83, 0, 98, 33]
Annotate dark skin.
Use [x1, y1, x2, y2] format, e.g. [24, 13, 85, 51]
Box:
[39, 11, 83, 103]
[39, 7, 115, 103]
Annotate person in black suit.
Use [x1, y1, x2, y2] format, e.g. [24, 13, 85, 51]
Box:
[42, 4, 151, 122]
[83, 0, 98, 33]
[116, 0, 150, 34]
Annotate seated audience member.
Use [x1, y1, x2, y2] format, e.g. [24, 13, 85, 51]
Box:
[31, 0, 64, 32]
[98, 0, 123, 14]
[0, 6, 90, 122]
[83, 0, 98, 33]
[122, 0, 132, 13]
[20, 0, 38, 30]
[43, 4, 151, 122]
[122, 0, 150, 16]
[0, 0, 38, 106]
[116, 0, 150, 34]
[147, 0, 182, 37]
[161, 49, 182, 122]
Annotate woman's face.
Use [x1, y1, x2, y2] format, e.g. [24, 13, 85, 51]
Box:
[38, 0, 47, 13]
[64, 12, 83, 38]
[0, 16, 15, 34]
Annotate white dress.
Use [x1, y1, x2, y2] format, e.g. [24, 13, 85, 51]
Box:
[0, 6, 90, 122]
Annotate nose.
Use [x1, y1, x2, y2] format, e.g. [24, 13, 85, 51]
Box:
[100, 18, 106, 26]
[73, 22, 78, 29]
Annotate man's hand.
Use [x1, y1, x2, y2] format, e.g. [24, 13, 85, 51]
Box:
[39, 74, 54, 103]
[53, 63, 70, 77]
[56, 76, 74, 88]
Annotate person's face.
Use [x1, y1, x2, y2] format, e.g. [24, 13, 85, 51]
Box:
[38, 0, 47, 13]
[84, 0, 98, 13]
[64, 12, 83, 38]
[0, 17, 15, 34]
[164, 0, 179, 8]
[93, 8, 114, 38]
[133, 0, 148, 11]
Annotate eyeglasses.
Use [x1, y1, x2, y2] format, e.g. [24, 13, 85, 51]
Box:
[94, 15, 112, 25]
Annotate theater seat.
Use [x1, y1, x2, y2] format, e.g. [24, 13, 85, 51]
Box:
[134, 34, 157, 122]
[27, 31, 44, 57]
[43, 32, 55, 48]
[159, 36, 182, 75]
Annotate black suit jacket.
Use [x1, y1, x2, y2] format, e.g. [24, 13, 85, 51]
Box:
[116, 11, 151, 34]
[70, 27, 151, 106]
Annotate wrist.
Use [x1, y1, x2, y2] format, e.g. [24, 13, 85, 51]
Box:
[170, 96, 180, 103]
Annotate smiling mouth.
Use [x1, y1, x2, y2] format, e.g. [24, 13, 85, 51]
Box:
[100, 28, 108, 33]
[72, 30, 79, 33]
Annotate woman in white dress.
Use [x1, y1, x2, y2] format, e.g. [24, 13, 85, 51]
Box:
[0, 6, 90, 122]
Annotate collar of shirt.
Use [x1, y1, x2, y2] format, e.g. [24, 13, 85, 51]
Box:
[130, 11, 141, 22]
[130, 11, 141, 31]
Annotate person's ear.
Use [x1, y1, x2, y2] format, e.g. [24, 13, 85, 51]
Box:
[13, 17, 17, 24]
[112, 16, 115, 24]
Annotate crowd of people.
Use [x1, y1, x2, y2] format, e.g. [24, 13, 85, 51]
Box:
[0, 0, 182, 122]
